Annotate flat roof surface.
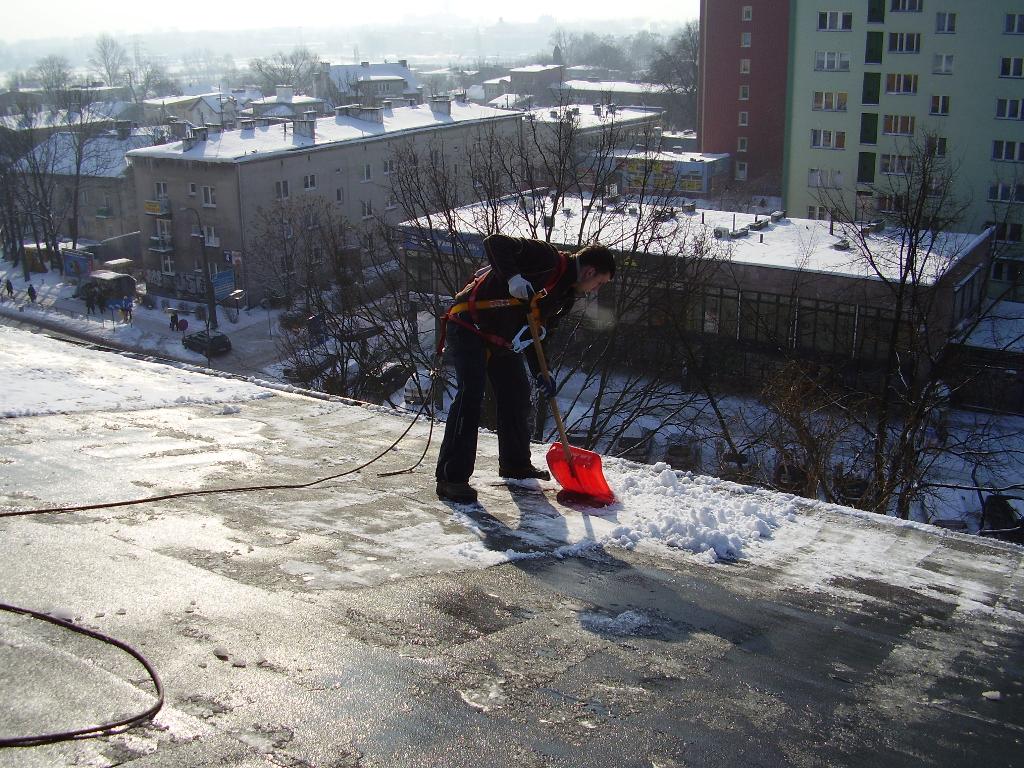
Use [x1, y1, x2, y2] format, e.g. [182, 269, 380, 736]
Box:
[527, 104, 663, 129]
[0, 325, 1021, 766]
[556, 79, 672, 95]
[403, 195, 987, 284]
[609, 148, 728, 164]
[127, 102, 520, 164]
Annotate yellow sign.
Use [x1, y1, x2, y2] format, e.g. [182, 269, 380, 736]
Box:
[143, 200, 164, 215]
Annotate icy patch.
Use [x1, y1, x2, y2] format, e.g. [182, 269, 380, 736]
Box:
[579, 609, 653, 636]
[458, 677, 508, 712]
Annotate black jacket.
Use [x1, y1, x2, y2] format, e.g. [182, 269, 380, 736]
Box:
[453, 234, 578, 374]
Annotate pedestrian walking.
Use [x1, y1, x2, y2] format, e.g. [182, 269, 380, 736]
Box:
[4, 278, 12, 299]
[122, 296, 133, 324]
[26, 284, 36, 303]
[169, 311, 179, 331]
[434, 234, 616, 503]
[85, 291, 96, 316]
[97, 292, 107, 316]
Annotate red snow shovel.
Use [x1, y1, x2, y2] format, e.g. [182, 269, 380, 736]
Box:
[527, 309, 615, 505]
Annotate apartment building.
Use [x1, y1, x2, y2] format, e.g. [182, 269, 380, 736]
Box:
[783, 1, 1024, 247]
[125, 98, 521, 305]
[698, 0, 791, 192]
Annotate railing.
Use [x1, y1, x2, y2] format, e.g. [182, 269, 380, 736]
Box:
[148, 234, 173, 252]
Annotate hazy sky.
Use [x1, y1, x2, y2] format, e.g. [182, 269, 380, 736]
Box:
[3, 0, 701, 42]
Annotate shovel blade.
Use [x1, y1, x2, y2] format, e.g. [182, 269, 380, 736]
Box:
[545, 442, 615, 504]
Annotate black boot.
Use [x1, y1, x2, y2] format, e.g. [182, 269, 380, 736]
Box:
[436, 481, 478, 503]
[499, 464, 551, 481]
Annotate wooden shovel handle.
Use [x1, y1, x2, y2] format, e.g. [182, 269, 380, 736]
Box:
[526, 299, 576, 472]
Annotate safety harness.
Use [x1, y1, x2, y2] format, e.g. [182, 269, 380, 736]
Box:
[436, 252, 569, 356]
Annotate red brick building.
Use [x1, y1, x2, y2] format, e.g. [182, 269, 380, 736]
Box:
[698, 0, 791, 194]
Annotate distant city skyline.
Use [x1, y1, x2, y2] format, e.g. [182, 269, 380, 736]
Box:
[2, 0, 700, 43]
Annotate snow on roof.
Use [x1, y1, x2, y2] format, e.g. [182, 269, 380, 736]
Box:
[482, 76, 511, 85]
[22, 128, 158, 178]
[466, 85, 486, 100]
[0, 103, 123, 132]
[963, 300, 1024, 353]
[249, 93, 323, 105]
[488, 93, 526, 108]
[402, 194, 987, 285]
[127, 102, 520, 164]
[608, 147, 728, 164]
[555, 79, 672, 95]
[510, 64, 563, 73]
[526, 104, 663, 130]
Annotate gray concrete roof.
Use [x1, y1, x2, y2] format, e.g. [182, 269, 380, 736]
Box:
[1, 357, 1022, 766]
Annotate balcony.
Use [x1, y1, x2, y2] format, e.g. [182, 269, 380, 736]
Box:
[148, 235, 174, 252]
[95, 205, 113, 219]
[143, 197, 171, 216]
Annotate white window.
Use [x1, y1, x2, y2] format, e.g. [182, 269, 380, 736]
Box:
[303, 173, 317, 190]
[203, 224, 218, 246]
[741, 5, 752, 21]
[885, 73, 918, 93]
[997, 99, 1023, 120]
[275, 180, 289, 199]
[891, 0, 922, 11]
[883, 114, 916, 134]
[161, 250, 174, 274]
[740, 31, 751, 47]
[1001, 58, 1024, 78]
[187, 182, 197, 196]
[988, 182, 1024, 202]
[386, 192, 398, 210]
[738, 111, 749, 126]
[737, 136, 748, 152]
[936, 11, 956, 33]
[880, 154, 913, 174]
[993, 140, 1024, 161]
[201, 185, 216, 207]
[1008, 13, 1024, 33]
[740, 58, 751, 74]
[362, 163, 372, 182]
[930, 95, 950, 115]
[811, 129, 847, 149]
[735, 162, 748, 180]
[818, 11, 853, 30]
[739, 84, 750, 100]
[808, 168, 843, 188]
[815, 51, 851, 71]
[382, 159, 396, 175]
[360, 199, 373, 218]
[154, 181, 167, 198]
[888, 32, 921, 52]
[932, 54, 954, 74]
[812, 91, 848, 110]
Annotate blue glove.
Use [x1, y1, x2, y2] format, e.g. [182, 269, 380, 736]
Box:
[534, 372, 556, 398]
[507, 274, 534, 300]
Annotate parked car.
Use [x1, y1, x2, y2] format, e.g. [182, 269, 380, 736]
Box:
[183, 330, 232, 356]
[978, 495, 1024, 544]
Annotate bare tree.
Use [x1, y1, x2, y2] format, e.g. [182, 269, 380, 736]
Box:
[648, 21, 700, 129]
[89, 34, 127, 87]
[32, 55, 71, 98]
[251, 48, 318, 95]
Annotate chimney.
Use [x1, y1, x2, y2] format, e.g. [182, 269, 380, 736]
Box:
[358, 106, 384, 123]
[293, 118, 316, 139]
[240, 119, 255, 131]
[429, 96, 452, 116]
[399, 59, 408, 68]
[360, 61, 370, 68]
[276, 85, 294, 103]
[382, 100, 392, 110]
[167, 119, 189, 139]
[303, 110, 317, 121]
[115, 120, 131, 140]
[593, 103, 602, 115]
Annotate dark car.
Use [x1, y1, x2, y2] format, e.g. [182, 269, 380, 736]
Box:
[183, 330, 232, 356]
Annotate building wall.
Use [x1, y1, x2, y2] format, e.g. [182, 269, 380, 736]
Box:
[784, 1, 1024, 239]
[54, 173, 138, 244]
[699, 0, 791, 192]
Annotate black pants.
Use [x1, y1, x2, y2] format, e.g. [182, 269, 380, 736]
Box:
[436, 322, 532, 483]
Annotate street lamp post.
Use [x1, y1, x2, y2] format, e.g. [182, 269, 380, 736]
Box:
[180, 206, 218, 330]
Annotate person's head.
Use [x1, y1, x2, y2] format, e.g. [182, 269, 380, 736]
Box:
[573, 244, 615, 295]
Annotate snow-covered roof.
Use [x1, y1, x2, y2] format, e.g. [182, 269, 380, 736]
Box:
[555, 79, 672, 95]
[488, 94, 526, 109]
[21, 128, 158, 178]
[963, 300, 1024, 353]
[145, 93, 233, 113]
[526, 105, 663, 130]
[249, 93, 322, 106]
[127, 102, 520, 164]
[0, 103, 125, 132]
[466, 85, 486, 101]
[482, 76, 511, 85]
[510, 64, 562, 74]
[608, 148, 728, 164]
[401, 194, 988, 285]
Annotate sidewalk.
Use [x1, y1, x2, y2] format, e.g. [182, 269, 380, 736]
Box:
[0, 262, 285, 376]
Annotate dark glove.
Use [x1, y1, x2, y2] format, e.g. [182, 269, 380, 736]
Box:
[533, 372, 556, 398]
